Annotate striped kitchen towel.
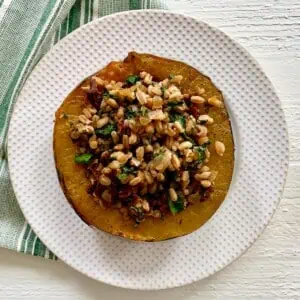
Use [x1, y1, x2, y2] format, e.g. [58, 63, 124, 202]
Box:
[0, 0, 166, 260]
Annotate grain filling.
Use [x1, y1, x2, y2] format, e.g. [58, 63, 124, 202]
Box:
[67, 72, 226, 224]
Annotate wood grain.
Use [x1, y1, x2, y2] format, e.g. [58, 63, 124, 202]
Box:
[0, 0, 299, 299]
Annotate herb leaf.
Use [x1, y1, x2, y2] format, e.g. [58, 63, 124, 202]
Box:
[182, 132, 195, 144]
[117, 166, 137, 181]
[122, 166, 137, 174]
[74, 153, 93, 164]
[125, 106, 148, 119]
[167, 101, 183, 108]
[102, 90, 110, 98]
[168, 195, 184, 215]
[153, 147, 165, 159]
[169, 113, 185, 127]
[125, 108, 138, 119]
[95, 123, 116, 137]
[126, 75, 140, 85]
[194, 145, 207, 164]
[140, 106, 149, 116]
[117, 173, 128, 181]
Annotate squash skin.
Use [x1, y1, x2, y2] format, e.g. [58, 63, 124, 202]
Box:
[53, 52, 234, 241]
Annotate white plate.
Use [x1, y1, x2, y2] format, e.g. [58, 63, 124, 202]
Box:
[8, 10, 289, 290]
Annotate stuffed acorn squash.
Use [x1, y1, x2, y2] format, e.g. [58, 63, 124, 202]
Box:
[54, 52, 234, 241]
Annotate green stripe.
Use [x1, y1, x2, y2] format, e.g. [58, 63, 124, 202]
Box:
[130, 0, 141, 9]
[68, 0, 81, 33]
[24, 229, 36, 254]
[0, 0, 4, 7]
[0, 0, 69, 148]
[90, 0, 93, 20]
[0, 0, 59, 134]
[20, 224, 31, 252]
[54, 29, 60, 44]
[49, 251, 54, 260]
[33, 237, 47, 257]
[59, 13, 69, 38]
[84, 0, 89, 23]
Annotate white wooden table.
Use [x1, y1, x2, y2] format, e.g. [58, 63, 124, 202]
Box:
[1, 0, 299, 299]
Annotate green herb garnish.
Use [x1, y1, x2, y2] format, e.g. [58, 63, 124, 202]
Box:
[153, 147, 165, 158]
[194, 145, 207, 164]
[74, 153, 93, 164]
[140, 106, 149, 116]
[103, 90, 120, 100]
[122, 166, 137, 174]
[168, 195, 184, 215]
[169, 74, 175, 79]
[126, 75, 140, 85]
[117, 166, 137, 182]
[95, 123, 116, 137]
[169, 113, 185, 127]
[167, 101, 183, 108]
[125, 108, 138, 119]
[161, 86, 167, 95]
[117, 173, 128, 181]
[102, 90, 110, 98]
[125, 106, 148, 119]
[182, 132, 195, 145]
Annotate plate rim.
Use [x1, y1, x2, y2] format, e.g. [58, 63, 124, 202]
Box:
[7, 9, 289, 290]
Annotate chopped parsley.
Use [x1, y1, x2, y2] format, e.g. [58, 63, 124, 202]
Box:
[194, 145, 207, 164]
[102, 90, 110, 98]
[103, 90, 120, 100]
[126, 75, 140, 85]
[153, 147, 165, 158]
[167, 101, 183, 108]
[182, 132, 195, 144]
[168, 195, 184, 215]
[169, 74, 175, 79]
[169, 113, 186, 127]
[117, 166, 137, 181]
[125, 108, 138, 119]
[125, 106, 148, 119]
[116, 173, 128, 181]
[95, 123, 116, 137]
[122, 166, 137, 174]
[140, 106, 149, 117]
[161, 86, 167, 95]
[74, 153, 93, 164]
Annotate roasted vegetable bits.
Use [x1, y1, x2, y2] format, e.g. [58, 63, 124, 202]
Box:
[68, 70, 226, 225]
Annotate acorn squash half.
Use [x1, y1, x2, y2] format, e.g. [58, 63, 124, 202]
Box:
[53, 52, 234, 241]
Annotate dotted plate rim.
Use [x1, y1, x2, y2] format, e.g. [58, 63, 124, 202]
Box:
[7, 10, 289, 290]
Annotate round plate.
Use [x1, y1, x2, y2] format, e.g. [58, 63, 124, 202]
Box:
[8, 10, 288, 290]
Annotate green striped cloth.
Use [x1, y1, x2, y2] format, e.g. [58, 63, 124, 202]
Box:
[0, 0, 166, 260]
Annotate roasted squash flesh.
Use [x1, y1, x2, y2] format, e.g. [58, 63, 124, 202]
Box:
[54, 52, 234, 241]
